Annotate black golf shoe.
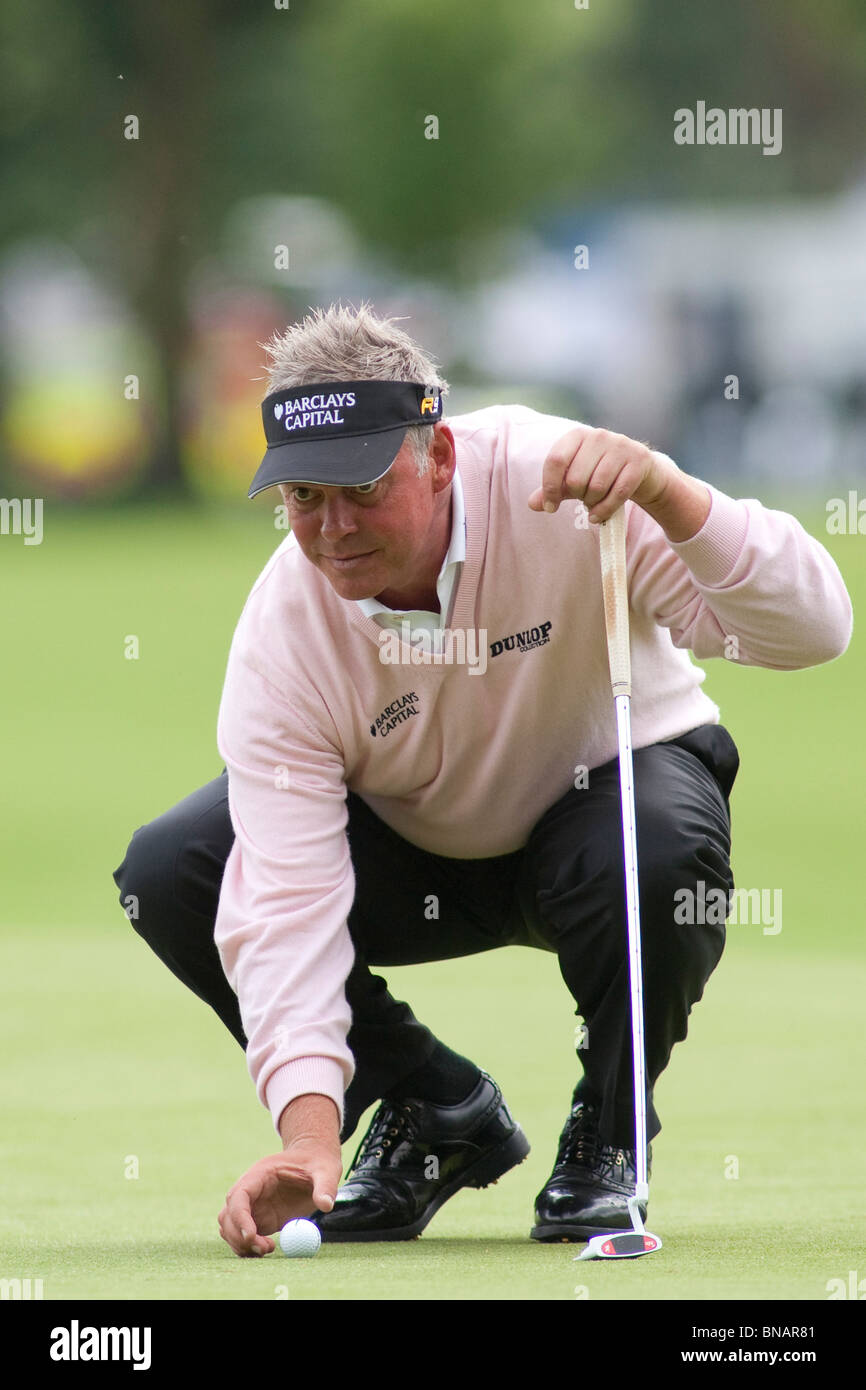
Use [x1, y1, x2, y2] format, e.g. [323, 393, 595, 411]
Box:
[530, 1096, 651, 1242]
[313, 1071, 530, 1241]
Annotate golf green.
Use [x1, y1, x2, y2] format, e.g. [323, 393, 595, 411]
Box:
[2, 500, 862, 1302]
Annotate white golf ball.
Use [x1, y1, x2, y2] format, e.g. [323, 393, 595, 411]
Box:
[278, 1218, 321, 1258]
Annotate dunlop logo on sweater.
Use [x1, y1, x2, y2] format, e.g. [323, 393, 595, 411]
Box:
[489, 620, 552, 658]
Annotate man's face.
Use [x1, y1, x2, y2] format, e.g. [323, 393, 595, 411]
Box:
[279, 424, 456, 605]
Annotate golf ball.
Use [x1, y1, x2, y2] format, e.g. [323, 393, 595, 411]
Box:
[278, 1218, 321, 1258]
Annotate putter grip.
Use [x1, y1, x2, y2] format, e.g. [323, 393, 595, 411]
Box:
[599, 508, 631, 697]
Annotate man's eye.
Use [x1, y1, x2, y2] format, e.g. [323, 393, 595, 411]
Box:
[290, 487, 317, 503]
[353, 482, 379, 496]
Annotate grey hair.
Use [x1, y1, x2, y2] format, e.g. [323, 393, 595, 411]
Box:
[260, 302, 449, 476]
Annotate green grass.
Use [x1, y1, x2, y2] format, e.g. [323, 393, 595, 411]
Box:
[1, 500, 863, 1300]
[1, 932, 864, 1301]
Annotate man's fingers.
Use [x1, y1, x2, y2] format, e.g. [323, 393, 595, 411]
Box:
[530, 429, 652, 517]
[577, 451, 623, 511]
[220, 1202, 259, 1257]
[274, 1161, 338, 1214]
[532, 428, 619, 513]
[225, 1221, 272, 1258]
[223, 1186, 268, 1256]
[245, 1233, 275, 1256]
[577, 449, 638, 520]
[312, 1183, 336, 1213]
[534, 428, 589, 512]
[227, 1184, 256, 1230]
[219, 1203, 255, 1257]
[583, 469, 638, 524]
[312, 1151, 345, 1212]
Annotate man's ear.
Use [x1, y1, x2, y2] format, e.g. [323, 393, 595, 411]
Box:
[430, 424, 456, 494]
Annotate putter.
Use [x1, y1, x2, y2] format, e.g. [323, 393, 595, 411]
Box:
[574, 506, 662, 1262]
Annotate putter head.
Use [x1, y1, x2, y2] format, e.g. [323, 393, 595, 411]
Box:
[574, 1230, 662, 1261]
[574, 1192, 662, 1260]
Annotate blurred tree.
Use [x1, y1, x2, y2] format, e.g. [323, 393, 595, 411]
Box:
[0, 0, 302, 495]
[611, 0, 866, 198]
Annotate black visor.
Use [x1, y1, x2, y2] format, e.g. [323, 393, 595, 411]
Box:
[248, 380, 444, 498]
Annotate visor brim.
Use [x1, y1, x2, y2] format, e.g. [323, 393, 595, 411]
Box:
[248, 428, 408, 499]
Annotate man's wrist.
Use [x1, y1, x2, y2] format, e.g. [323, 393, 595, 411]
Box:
[640, 457, 712, 543]
[278, 1093, 342, 1151]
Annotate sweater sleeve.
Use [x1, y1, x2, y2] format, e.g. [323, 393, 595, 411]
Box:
[626, 470, 853, 669]
[214, 648, 356, 1134]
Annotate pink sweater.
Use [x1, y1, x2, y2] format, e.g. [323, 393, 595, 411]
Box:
[214, 405, 852, 1131]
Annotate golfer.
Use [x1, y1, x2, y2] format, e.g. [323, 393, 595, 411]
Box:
[113, 303, 852, 1256]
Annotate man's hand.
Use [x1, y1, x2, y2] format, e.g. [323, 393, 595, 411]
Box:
[218, 1094, 343, 1257]
[528, 426, 711, 542]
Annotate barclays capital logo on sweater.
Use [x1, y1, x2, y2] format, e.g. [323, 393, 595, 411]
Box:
[274, 390, 357, 432]
[370, 691, 420, 737]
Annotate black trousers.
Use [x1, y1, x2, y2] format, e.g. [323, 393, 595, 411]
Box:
[112, 723, 739, 1147]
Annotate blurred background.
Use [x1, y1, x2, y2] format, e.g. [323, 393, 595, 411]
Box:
[2, 0, 865, 505]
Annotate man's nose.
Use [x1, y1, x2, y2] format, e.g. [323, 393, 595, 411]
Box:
[320, 494, 359, 539]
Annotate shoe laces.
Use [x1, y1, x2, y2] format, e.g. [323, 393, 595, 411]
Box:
[347, 1099, 420, 1175]
[556, 1104, 628, 1172]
